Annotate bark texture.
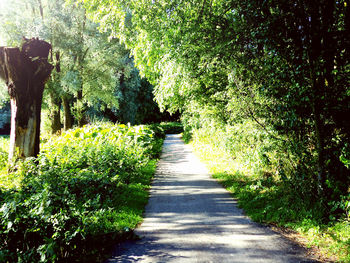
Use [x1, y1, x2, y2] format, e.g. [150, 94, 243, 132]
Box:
[0, 38, 53, 160]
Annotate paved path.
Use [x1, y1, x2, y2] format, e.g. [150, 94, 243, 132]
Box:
[107, 134, 316, 263]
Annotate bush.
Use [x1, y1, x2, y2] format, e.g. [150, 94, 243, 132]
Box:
[0, 136, 9, 172]
[190, 121, 350, 262]
[0, 123, 163, 262]
[158, 122, 183, 134]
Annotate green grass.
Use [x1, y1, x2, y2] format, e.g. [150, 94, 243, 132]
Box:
[190, 127, 350, 263]
[0, 135, 9, 179]
[0, 123, 163, 262]
[0, 135, 9, 153]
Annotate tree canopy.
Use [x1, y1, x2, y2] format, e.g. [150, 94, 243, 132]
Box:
[0, 0, 348, 215]
[0, 0, 167, 135]
[80, 0, 350, 209]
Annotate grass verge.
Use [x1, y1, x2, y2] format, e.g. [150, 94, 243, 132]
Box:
[190, 133, 350, 263]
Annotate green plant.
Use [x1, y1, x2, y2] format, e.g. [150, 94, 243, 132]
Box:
[0, 123, 163, 262]
[190, 123, 350, 262]
[158, 122, 183, 134]
[0, 136, 9, 171]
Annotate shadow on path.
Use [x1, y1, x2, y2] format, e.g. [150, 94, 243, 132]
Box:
[106, 134, 317, 263]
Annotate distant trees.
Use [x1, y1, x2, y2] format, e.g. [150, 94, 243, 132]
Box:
[0, 0, 167, 139]
[0, 102, 10, 135]
[82, 0, 350, 211]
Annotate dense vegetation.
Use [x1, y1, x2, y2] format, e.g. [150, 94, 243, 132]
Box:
[0, 123, 164, 262]
[0, 0, 348, 261]
[190, 123, 349, 261]
[79, 0, 349, 260]
[81, 0, 350, 221]
[0, 0, 174, 136]
[0, 103, 10, 135]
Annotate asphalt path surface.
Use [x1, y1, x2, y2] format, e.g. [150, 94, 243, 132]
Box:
[107, 134, 317, 263]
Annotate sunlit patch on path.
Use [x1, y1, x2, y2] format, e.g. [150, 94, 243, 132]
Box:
[107, 134, 317, 263]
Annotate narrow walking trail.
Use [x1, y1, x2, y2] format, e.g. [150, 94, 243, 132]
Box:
[107, 134, 316, 263]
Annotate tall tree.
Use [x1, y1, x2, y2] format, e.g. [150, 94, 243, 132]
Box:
[82, 0, 350, 207]
[0, 0, 130, 131]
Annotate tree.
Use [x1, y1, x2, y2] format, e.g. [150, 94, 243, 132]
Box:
[0, 38, 53, 159]
[82, 0, 350, 209]
[227, 0, 350, 201]
[0, 0, 183, 137]
[0, 0, 130, 131]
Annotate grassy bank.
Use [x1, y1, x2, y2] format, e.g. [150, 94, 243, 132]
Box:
[188, 122, 349, 262]
[0, 123, 164, 262]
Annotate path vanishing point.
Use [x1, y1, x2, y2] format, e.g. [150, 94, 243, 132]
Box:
[107, 134, 317, 263]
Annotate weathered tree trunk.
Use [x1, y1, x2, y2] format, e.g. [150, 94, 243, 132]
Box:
[0, 38, 53, 160]
[62, 94, 74, 130]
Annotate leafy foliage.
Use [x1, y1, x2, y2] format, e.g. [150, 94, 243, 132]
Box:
[158, 122, 183, 135]
[0, 102, 10, 135]
[0, 123, 163, 262]
[0, 0, 168, 133]
[81, 0, 350, 219]
[1, 0, 349, 259]
[191, 124, 350, 262]
[0, 136, 9, 172]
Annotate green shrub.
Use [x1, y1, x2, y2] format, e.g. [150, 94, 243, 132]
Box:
[190, 121, 350, 262]
[0, 123, 163, 262]
[159, 122, 183, 134]
[0, 136, 9, 170]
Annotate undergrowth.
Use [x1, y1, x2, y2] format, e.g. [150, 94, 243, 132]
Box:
[0, 123, 164, 262]
[157, 122, 183, 134]
[0, 136, 9, 174]
[189, 121, 350, 262]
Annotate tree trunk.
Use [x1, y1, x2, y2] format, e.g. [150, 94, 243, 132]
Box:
[0, 38, 53, 160]
[311, 80, 326, 195]
[50, 92, 62, 134]
[62, 94, 74, 130]
[48, 51, 62, 134]
[76, 88, 87, 127]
